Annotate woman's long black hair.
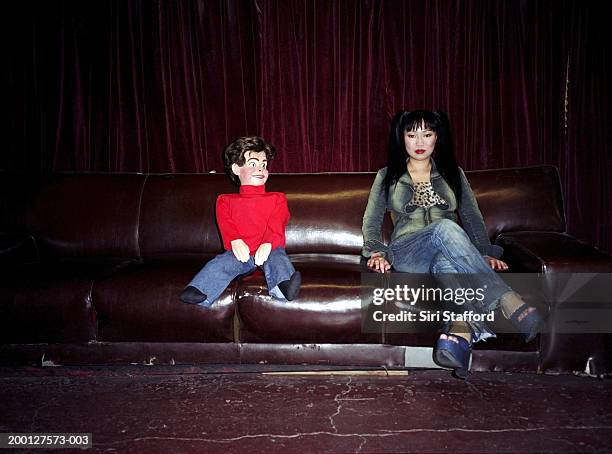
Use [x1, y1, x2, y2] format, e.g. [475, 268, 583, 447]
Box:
[383, 109, 462, 201]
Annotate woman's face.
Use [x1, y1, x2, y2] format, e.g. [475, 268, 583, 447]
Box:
[404, 124, 437, 162]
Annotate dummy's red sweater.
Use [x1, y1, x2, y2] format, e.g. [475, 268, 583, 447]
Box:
[216, 185, 290, 254]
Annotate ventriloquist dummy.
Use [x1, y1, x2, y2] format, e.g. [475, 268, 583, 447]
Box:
[180, 136, 301, 307]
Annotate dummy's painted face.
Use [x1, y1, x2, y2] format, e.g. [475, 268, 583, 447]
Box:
[404, 123, 437, 162]
[231, 150, 269, 186]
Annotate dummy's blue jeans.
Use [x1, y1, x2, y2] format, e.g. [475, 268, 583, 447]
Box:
[187, 247, 295, 307]
[387, 219, 513, 343]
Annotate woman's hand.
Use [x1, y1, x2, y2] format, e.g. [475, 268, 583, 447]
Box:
[367, 253, 391, 273]
[484, 256, 508, 271]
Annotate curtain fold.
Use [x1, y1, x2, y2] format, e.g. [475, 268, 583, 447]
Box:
[3, 0, 610, 252]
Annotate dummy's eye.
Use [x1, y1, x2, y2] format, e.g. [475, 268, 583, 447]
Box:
[247, 161, 256, 168]
[261, 162, 267, 169]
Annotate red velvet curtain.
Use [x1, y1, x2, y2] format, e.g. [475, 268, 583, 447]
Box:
[3, 0, 611, 252]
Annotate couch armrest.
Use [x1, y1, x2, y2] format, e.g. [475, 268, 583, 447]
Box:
[0, 233, 40, 268]
[497, 232, 612, 375]
[496, 231, 612, 273]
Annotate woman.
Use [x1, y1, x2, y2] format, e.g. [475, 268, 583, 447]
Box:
[362, 109, 542, 379]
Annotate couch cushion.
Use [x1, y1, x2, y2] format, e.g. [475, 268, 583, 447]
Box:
[23, 174, 145, 260]
[92, 263, 236, 342]
[0, 260, 135, 343]
[466, 165, 565, 240]
[0, 233, 39, 268]
[235, 254, 382, 343]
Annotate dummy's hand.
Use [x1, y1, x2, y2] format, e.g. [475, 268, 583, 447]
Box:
[254, 242, 272, 266]
[231, 239, 250, 263]
[485, 256, 508, 271]
[367, 253, 391, 273]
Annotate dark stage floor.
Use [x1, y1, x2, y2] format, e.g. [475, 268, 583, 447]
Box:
[1, 366, 611, 453]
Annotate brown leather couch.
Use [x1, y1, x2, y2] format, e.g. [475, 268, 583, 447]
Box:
[1, 166, 611, 374]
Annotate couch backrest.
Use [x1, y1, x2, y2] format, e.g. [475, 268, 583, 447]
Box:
[21, 174, 145, 260]
[3, 165, 566, 260]
[139, 174, 229, 261]
[138, 173, 377, 260]
[138, 166, 566, 258]
[464, 165, 566, 240]
[268, 173, 375, 254]
[0, 173, 46, 234]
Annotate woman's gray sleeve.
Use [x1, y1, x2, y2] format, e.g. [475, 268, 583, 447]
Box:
[362, 169, 389, 258]
[457, 168, 504, 259]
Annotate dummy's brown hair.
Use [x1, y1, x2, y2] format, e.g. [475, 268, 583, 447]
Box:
[222, 136, 277, 186]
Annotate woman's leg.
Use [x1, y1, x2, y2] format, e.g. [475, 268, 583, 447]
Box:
[388, 224, 480, 369]
[430, 252, 496, 344]
[390, 219, 512, 314]
[390, 219, 541, 345]
[426, 220, 541, 341]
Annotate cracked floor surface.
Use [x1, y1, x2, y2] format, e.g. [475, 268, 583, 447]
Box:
[1, 367, 611, 453]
